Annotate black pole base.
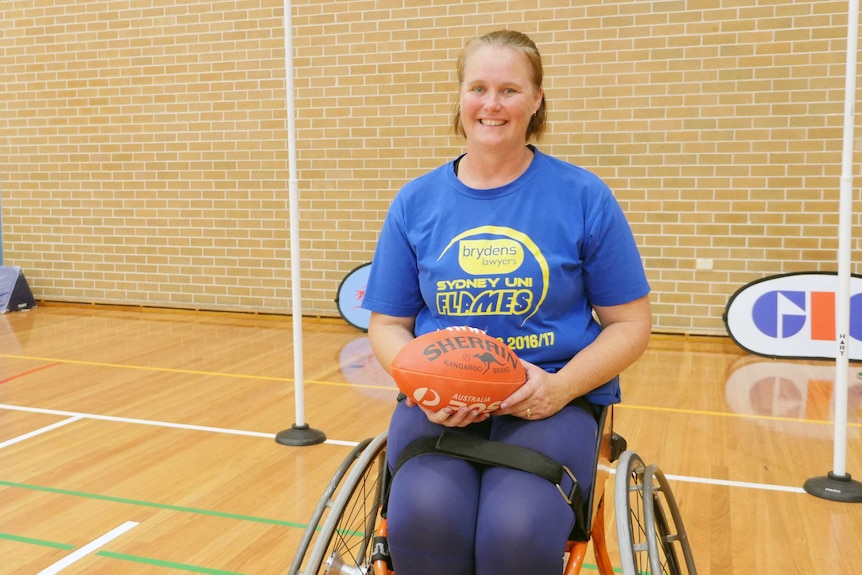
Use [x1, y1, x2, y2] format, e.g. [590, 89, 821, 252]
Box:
[275, 424, 326, 446]
[803, 472, 862, 503]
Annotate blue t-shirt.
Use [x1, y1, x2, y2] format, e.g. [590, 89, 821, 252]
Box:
[362, 147, 650, 404]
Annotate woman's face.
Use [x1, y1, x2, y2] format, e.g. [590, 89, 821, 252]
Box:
[459, 44, 543, 150]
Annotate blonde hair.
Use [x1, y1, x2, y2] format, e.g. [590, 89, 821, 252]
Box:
[452, 30, 547, 141]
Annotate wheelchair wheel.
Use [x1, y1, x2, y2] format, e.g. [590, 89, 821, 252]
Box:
[614, 450, 650, 575]
[291, 431, 389, 575]
[643, 464, 697, 575]
[288, 437, 374, 574]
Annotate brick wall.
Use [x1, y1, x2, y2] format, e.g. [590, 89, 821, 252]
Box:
[1, 0, 860, 334]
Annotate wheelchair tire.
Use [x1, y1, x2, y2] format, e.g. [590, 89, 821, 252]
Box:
[297, 431, 388, 575]
[643, 464, 698, 575]
[614, 450, 650, 575]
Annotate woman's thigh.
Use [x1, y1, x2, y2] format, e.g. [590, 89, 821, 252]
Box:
[474, 404, 599, 574]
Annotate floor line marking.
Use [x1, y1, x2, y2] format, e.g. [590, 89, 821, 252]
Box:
[619, 403, 862, 428]
[0, 403, 360, 446]
[38, 520, 139, 575]
[1, 354, 853, 426]
[0, 353, 397, 390]
[663, 472, 807, 494]
[606, 469, 807, 493]
[0, 416, 82, 450]
[95, 550, 249, 574]
[0, 531, 75, 550]
[0, 362, 62, 385]
[0, 480, 308, 528]
[324, 439, 362, 446]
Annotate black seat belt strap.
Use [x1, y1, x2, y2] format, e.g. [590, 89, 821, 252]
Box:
[392, 431, 581, 507]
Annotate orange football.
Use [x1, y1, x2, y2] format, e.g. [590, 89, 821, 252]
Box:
[390, 327, 526, 413]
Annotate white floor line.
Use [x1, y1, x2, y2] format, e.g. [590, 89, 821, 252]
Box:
[0, 416, 82, 450]
[0, 403, 360, 447]
[662, 472, 807, 494]
[606, 465, 807, 493]
[325, 438, 364, 446]
[38, 520, 139, 574]
[0, 404, 809, 494]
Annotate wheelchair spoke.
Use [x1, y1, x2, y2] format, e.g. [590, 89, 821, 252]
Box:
[326, 451, 386, 569]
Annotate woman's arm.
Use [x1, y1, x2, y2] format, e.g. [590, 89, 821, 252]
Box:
[499, 294, 652, 419]
[367, 311, 416, 376]
[559, 294, 653, 397]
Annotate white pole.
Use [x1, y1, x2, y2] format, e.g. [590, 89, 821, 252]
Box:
[804, 0, 862, 501]
[832, 0, 858, 478]
[276, 0, 325, 446]
[285, 0, 305, 427]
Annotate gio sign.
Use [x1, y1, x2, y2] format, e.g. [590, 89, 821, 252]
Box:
[723, 272, 862, 361]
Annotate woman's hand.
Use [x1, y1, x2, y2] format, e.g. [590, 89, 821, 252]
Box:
[405, 397, 491, 427]
[496, 295, 652, 421]
[496, 360, 570, 420]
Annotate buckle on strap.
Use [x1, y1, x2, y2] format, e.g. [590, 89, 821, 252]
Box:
[557, 464, 578, 505]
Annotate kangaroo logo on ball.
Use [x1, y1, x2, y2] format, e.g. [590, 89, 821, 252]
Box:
[473, 352, 504, 374]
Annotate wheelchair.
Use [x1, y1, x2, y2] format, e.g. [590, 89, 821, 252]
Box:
[288, 406, 697, 575]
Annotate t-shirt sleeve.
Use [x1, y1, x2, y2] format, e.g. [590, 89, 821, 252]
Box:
[581, 190, 650, 307]
[361, 194, 424, 318]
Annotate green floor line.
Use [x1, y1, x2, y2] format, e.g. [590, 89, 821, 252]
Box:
[565, 561, 622, 573]
[0, 479, 307, 529]
[2, 529, 623, 574]
[97, 551, 249, 575]
[0, 532, 251, 574]
[1, 481, 627, 574]
[0, 531, 75, 550]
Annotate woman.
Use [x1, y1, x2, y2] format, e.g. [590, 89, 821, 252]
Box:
[361, 30, 652, 575]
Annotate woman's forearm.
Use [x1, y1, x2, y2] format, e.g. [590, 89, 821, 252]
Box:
[367, 312, 417, 375]
[552, 295, 652, 400]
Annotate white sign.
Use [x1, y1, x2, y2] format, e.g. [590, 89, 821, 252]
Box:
[723, 272, 862, 361]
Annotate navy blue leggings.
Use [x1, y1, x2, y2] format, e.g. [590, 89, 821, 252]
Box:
[385, 401, 599, 575]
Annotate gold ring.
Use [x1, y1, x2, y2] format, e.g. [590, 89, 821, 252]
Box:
[525, 408, 532, 419]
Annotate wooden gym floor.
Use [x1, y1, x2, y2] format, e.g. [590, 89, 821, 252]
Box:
[1, 304, 861, 574]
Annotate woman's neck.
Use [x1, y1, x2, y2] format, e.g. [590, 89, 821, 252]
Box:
[457, 144, 534, 189]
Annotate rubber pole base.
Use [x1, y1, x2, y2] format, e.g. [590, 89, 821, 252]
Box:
[803, 471, 862, 503]
[275, 424, 327, 446]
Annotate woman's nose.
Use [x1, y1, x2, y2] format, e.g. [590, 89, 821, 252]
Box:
[484, 93, 502, 109]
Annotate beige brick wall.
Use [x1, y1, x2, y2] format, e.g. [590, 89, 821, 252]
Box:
[1, 0, 860, 334]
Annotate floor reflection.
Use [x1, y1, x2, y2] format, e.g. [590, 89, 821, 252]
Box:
[726, 355, 862, 429]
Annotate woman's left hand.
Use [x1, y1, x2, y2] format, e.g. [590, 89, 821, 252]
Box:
[496, 360, 571, 420]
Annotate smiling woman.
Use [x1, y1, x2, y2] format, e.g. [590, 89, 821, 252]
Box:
[359, 29, 652, 575]
[452, 36, 545, 190]
[453, 31, 547, 143]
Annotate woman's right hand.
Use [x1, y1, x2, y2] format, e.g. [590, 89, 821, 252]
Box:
[408, 398, 490, 427]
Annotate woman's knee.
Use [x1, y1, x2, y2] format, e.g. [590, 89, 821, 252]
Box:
[475, 472, 573, 573]
[387, 455, 481, 567]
